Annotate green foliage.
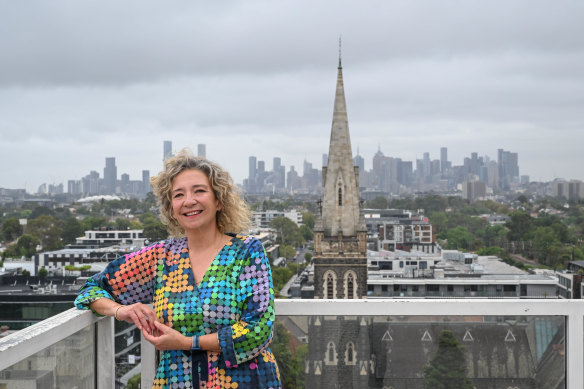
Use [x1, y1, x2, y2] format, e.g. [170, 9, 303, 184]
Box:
[81, 216, 109, 231]
[115, 218, 134, 230]
[61, 217, 84, 244]
[270, 217, 304, 248]
[1, 217, 23, 242]
[22, 269, 31, 277]
[139, 212, 160, 226]
[302, 212, 315, 229]
[125, 374, 141, 389]
[26, 215, 63, 251]
[143, 221, 168, 242]
[443, 227, 475, 250]
[429, 212, 447, 235]
[38, 267, 48, 277]
[279, 244, 296, 260]
[3, 234, 41, 258]
[299, 225, 314, 241]
[304, 252, 313, 262]
[506, 211, 535, 241]
[30, 206, 54, 219]
[65, 265, 92, 271]
[367, 196, 388, 209]
[423, 330, 473, 389]
[272, 266, 294, 295]
[271, 321, 306, 389]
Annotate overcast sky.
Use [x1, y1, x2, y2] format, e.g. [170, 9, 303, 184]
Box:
[1, 0, 583, 193]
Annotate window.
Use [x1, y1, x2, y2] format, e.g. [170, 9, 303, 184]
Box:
[347, 273, 354, 299]
[325, 341, 338, 365]
[419, 261, 427, 270]
[345, 342, 356, 365]
[427, 284, 439, 292]
[338, 188, 342, 206]
[326, 273, 335, 298]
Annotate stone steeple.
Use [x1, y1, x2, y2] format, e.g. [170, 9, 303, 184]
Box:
[313, 44, 368, 300]
[319, 46, 364, 237]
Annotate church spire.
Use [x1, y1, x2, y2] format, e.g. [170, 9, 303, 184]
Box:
[320, 42, 361, 237]
[338, 36, 342, 68]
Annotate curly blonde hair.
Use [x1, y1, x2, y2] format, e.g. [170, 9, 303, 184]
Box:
[150, 148, 251, 237]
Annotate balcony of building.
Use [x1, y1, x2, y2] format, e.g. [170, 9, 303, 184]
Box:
[1, 299, 582, 388]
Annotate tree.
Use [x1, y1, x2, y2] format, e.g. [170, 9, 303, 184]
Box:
[444, 227, 474, 250]
[30, 206, 54, 219]
[270, 217, 304, 247]
[38, 267, 48, 278]
[423, 330, 473, 389]
[81, 216, 109, 231]
[299, 225, 314, 241]
[302, 212, 315, 230]
[429, 212, 447, 235]
[279, 244, 296, 260]
[61, 217, 84, 244]
[506, 211, 535, 242]
[143, 221, 168, 242]
[1, 218, 23, 242]
[304, 252, 313, 262]
[26, 215, 63, 251]
[115, 218, 133, 230]
[271, 321, 295, 388]
[368, 196, 388, 209]
[22, 269, 31, 277]
[12, 234, 41, 258]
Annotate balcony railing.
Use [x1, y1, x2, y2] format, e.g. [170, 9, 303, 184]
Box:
[1, 299, 583, 388]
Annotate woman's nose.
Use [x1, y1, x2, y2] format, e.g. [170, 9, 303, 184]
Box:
[185, 193, 198, 205]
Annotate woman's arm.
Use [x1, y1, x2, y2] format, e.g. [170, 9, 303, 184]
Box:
[75, 241, 166, 332]
[142, 321, 221, 352]
[218, 238, 276, 365]
[89, 298, 157, 333]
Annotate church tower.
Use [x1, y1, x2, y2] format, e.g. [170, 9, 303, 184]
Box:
[313, 44, 368, 299]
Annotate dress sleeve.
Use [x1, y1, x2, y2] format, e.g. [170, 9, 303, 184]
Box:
[217, 237, 276, 366]
[74, 241, 165, 312]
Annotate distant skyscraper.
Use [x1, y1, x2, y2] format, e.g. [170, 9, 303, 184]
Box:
[248, 156, 257, 193]
[163, 140, 173, 161]
[354, 153, 365, 174]
[497, 148, 520, 190]
[103, 157, 117, 195]
[142, 170, 151, 194]
[197, 144, 206, 158]
[440, 147, 448, 173]
[322, 153, 328, 167]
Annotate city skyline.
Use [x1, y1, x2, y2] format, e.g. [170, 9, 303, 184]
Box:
[1, 1, 584, 192]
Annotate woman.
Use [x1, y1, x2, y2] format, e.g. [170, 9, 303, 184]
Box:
[75, 149, 281, 388]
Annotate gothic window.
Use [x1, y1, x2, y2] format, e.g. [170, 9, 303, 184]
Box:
[325, 341, 338, 365]
[345, 342, 356, 365]
[324, 271, 337, 299]
[344, 271, 357, 299]
[338, 187, 343, 206]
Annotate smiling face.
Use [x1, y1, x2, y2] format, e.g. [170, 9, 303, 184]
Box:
[170, 169, 222, 234]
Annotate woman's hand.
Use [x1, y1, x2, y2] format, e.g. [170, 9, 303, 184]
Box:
[142, 320, 191, 351]
[115, 302, 158, 333]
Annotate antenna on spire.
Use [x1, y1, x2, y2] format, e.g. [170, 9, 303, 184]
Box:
[338, 35, 342, 68]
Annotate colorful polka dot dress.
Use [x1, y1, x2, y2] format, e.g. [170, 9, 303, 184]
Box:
[75, 234, 281, 389]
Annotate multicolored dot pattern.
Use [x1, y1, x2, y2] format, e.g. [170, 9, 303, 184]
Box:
[75, 234, 281, 388]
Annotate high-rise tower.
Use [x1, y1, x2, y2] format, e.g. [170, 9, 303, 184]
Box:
[313, 46, 367, 299]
